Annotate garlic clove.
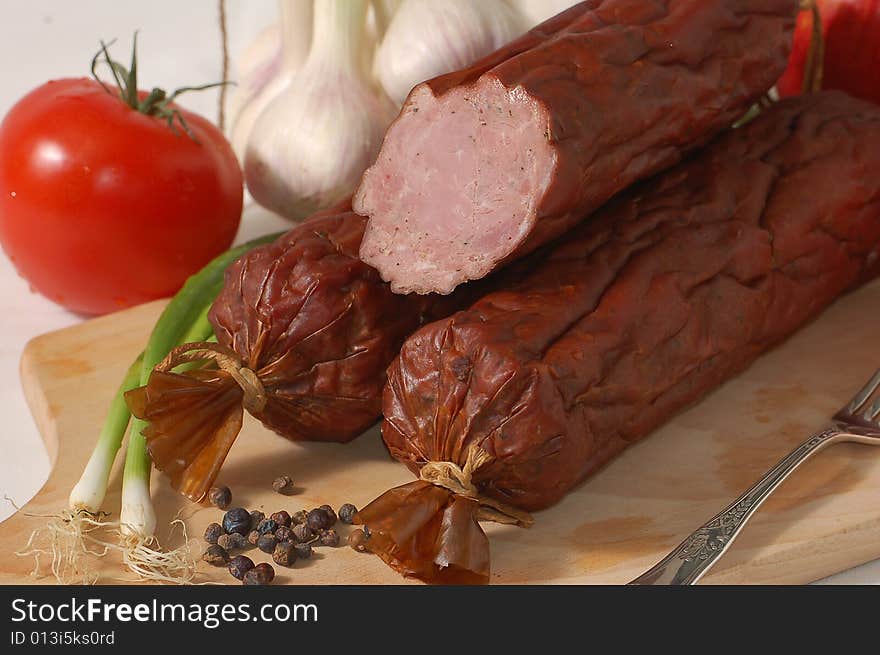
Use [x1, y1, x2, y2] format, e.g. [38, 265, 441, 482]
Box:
[374, 0, 525, 107]
[363, 0, 401, 87]
[371, 0, 402, 37]
[227, 23, 283, 160]
[506, 0, 580, 29]
[229, 0, 313, 164]
[245, 72, 396, 219]
[244, 0, 396, 220]
[230, 70, 292, 165]
[227, 22, 282, 122]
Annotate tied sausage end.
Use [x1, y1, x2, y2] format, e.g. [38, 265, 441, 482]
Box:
[126, 368, 245, 503]
[354, 482, 491, 585]
[354, 445, 533, 584]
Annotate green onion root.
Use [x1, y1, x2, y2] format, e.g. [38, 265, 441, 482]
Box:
[22, 231, 283, 584]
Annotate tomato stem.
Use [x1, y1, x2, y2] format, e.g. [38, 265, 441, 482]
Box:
[799, 0, 825, 95]
[90, 33, 232, 140]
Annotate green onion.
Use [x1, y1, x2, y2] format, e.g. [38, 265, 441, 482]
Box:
[119, 311, 216, 537]
[69, 232, 283, 538]
[68, 353, 143, 513]
[120, 231, 282, 538]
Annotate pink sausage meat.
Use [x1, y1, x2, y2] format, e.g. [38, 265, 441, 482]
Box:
[354, 0, 797, 295]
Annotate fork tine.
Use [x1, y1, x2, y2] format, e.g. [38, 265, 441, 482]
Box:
[864, 397, 880, 422]
[846, 369, 880, 415]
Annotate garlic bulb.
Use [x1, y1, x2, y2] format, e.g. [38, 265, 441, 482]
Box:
[363, 0, 401, 80]
[228, 0, 313, 164]
[245, 0, 397, 219]
[226, 22, 281, 138]
[507, 0, 580, 28]
[371, 0, 402, 35]
[374, 0, 524, 106]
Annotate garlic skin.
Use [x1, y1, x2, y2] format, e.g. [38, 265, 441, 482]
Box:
[374, 0, 524, 106]
[245, 0, 397, 220]
[226, 21, 281, 141]
[363, 0, 401, 82]
[228, 0, 313, 164]
[507, 0, 580, 28]
[371, 0, 402, 36]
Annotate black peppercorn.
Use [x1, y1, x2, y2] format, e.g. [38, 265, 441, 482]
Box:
[258, 562, 275, 582]
[247, 530, 260, 546]
[257, 533, 278, 554]
[249, 510, 265, 531]
[204, 522, 224, 544]
[223, 507, 251, 535]
[270, 510, 291, 528]
[292, 523, 314, 543]
[272, 475, 294, 494]
[218, 532, 247, 551]
[337, 503, 357, 525]
[307, 508, 333, 531]
[272, 541, 297, 567]
[256, 518, 278, 535]
[202, 544, 229, 566]
[294, 543, 312, 559]
[292, 510, 309, 525]
[348, 529, 369, 552]
[318, 529, 340, 547]
[275, 526, 293, 543]
[319, 505, 338, 526]
[208, 486, 232, 510]
[228, 555, 255, 580]
[243, 563, 274, 585]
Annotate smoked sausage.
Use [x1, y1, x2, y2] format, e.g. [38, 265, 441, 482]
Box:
[354, 0, 797, 295]
[127, 210, 474, 502]
[356, 92, 880, 584]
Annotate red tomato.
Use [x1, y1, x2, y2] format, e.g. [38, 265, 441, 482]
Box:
[778, 0, 880, 106]
[0, 78, 243, 315]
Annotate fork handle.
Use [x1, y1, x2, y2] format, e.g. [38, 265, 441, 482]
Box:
[628, 427, 847, 585]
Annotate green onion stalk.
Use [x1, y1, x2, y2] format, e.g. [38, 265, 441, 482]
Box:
[67, 354, 144, 513]
[68, 233, 282, 539]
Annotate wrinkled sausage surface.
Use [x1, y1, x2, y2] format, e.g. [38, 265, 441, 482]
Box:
[128, 210, 474, 502]
[208, 212, 431, 444]
[355, 0, 797, 294]
[359, 92, 880, 583]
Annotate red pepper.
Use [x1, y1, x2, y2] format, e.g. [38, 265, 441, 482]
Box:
[778, 0, 880, 106]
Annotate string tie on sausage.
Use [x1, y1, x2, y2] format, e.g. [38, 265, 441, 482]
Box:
[155, 341, 267, 414]
[419, 444, 533, 528]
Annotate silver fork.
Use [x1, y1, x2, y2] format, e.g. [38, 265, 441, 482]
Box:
[628, 369, 880, 585]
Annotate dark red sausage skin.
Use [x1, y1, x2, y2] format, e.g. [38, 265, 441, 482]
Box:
[126, 209, 474, 502]
[355, 0, 797, 295]
[356, 92, 880, 584]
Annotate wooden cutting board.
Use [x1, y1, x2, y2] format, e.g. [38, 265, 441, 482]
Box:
[4, 281, 880, 585]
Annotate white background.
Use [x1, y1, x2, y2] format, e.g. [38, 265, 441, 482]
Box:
[0, 0, 876, 584]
